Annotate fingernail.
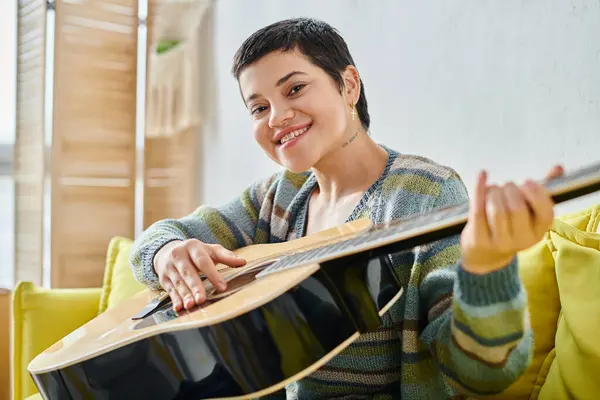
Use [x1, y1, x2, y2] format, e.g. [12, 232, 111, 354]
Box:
[194, 292, 204, 303]
[219, 282, 227, 291]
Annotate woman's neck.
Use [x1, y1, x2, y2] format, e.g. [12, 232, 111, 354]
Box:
[310, 129, 389, 204]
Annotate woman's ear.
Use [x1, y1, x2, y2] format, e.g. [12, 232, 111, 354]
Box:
[341, 65, 361, 104]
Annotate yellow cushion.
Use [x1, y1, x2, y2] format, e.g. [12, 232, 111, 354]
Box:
[12, 282, 102, 400]
[490, 232, 561, 399]
[25, 394, 43, 400]
[555, 203, 600, 232]
[538, 212, 600, 400]
[489, 203, 600, 399]
[98, 236, 146, 314]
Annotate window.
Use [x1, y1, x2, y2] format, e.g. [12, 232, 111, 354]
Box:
[0, 2, 16, 289]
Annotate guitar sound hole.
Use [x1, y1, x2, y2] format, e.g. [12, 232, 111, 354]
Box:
[206, 259, 277, 300]
[131, 259, 279, 329]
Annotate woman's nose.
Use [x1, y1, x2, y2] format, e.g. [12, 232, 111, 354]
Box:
[268, 104, 294, 128]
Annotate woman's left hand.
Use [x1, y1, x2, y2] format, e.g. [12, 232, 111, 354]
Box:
[460, 165, 564, 274]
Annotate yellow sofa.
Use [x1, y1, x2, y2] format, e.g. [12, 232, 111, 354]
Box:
[11, 205, 600, 400]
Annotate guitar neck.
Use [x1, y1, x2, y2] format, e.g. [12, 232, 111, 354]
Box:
[257, 160, 600, 278]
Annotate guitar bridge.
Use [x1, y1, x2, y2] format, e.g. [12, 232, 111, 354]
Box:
[130, 273, 213, 320]
[130, 291, 171, 320]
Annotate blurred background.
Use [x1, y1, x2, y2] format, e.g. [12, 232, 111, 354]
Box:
[1, 0, 599, 291]
[0, 1, 599, 396]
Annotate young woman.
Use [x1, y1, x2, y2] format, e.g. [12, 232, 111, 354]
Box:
[130, 18, 563, 399]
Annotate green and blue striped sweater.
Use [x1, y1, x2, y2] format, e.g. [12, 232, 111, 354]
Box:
[130, 145, 532, 399]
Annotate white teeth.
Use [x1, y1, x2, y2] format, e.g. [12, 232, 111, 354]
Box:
[280, 126, 310, 144]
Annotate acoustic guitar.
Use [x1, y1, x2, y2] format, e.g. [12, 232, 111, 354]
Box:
[28, 162, 600, 400]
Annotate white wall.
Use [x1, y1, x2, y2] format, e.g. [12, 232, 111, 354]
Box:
[196, 0, 600, 217]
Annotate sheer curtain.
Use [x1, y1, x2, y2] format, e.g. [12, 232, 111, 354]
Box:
[0, 3, 16, 289]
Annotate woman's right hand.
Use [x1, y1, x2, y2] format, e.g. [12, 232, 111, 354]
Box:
[153, 239, 246, 311]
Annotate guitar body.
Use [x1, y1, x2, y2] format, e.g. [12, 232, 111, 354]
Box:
[28, 219, 404, 400]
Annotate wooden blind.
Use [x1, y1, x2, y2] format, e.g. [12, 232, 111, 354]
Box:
[142, 0, 200, 229]
[50, 0, 139, 288]
[143, 129, 197, 227]
[14, 0, 47, 286]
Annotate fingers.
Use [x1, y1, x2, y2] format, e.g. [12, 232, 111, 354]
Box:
[166, 285, 183, 312]
[503, 182, 535, 244]
[188, 243, 227, 296]
[158, 240, 212, 311]
[544, 164, 564, 181]
[486, 181, 553, 249]
[476, 178, 553, 247]
[468, 170, 491, 243]
[206, 244, 247, 267]
[155, 239, 247, 312]
[171, 245, 206, 307]
[520, 180, 555, 236]
[486, 185, 510, 249]
[176, 241, 241, 304]
[159, 274, 184, 312]
[461, 168, 559, 273]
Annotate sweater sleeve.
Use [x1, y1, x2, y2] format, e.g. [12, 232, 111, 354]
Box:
[129, 173, 279, 289]
[415, 174, 533, 396]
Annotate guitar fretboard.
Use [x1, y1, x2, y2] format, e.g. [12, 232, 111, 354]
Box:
[256, 160, 600, 279]
[257, 202, 470, 277]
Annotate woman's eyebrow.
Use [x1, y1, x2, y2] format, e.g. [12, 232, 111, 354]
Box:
[275, 71, 307, 87]
[245, 71, 308, 103]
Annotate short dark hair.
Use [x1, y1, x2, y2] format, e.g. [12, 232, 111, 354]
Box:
[232, 18, 370, 130]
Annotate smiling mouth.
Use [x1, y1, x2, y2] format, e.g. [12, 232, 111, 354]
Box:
[279, 124, 311, 145]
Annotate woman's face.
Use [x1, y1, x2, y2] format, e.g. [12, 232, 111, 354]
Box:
[238, 49, 358, 173]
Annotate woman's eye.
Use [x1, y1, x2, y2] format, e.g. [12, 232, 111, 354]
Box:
[251, 106, 267, 115]
[289, 84, 305, 95]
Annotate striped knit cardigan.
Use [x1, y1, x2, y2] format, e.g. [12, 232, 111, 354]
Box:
[130, 145, 532, 399]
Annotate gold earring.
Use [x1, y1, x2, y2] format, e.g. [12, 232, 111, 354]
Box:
[350, 102, 356, 121]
